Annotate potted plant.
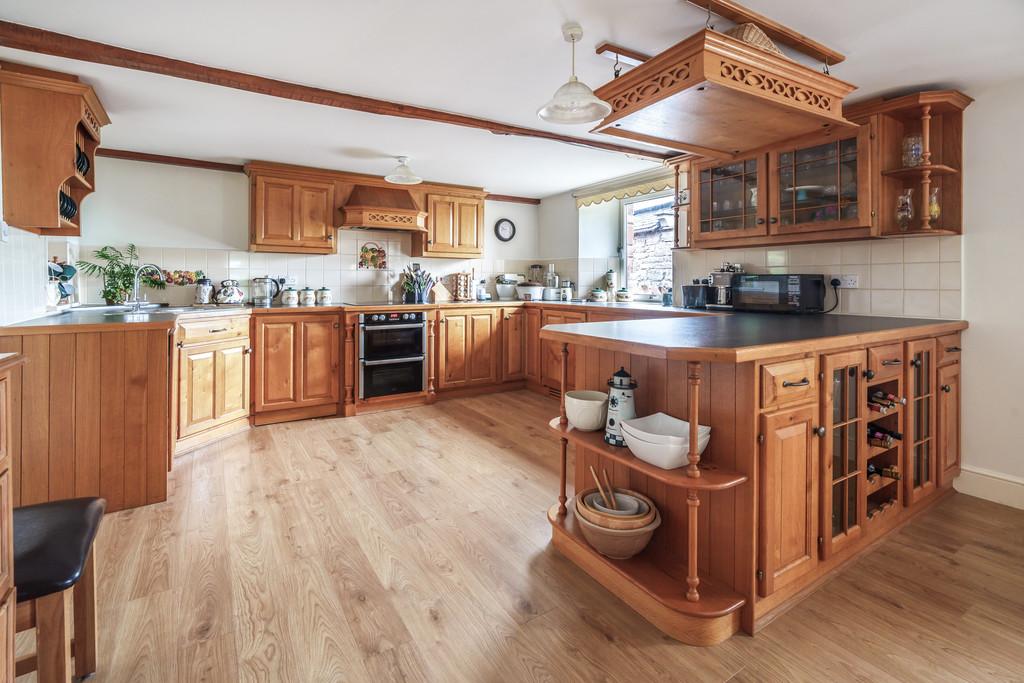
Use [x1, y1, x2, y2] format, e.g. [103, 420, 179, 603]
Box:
[76, 244, 164, 304]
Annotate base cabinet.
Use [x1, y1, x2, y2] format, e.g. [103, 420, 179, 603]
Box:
[524, 308, 542, 385]
[178, 340, 250, 438]
[937, 362, 961, 487]
[501, 308, 526, 382]
[541, 311, 586, 392]
[0, 356, 20, 680]
[438, 309, 498, 389]
[758, 404, 819, 597]
[254, 313, 341, 413]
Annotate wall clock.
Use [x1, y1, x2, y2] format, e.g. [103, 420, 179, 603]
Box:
[494, 218, 516, 242]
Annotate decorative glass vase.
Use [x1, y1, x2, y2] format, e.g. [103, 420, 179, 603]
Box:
[902, 135, 923, 167]
[895, 188, 914, 231]
[928, 188, 941, 225]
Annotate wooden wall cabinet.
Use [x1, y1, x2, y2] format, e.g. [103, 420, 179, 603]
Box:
[254, 313, 340, 415]
[0, 61, 109, 236]
[249, 172, 337, 254]
[501, 308, 527, 382]
[413, 194, 485, 258]
[438, 309, 498, 389]
[758, 404, 819, 597]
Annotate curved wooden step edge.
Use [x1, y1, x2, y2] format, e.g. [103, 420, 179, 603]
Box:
[548, 505, 744, 647]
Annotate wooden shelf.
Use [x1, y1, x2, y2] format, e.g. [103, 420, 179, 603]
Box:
[549, 418, 747, 491]
[548, 505, 746, 619]
[865, 473, 898, 497]
[67, 171, 93, 191]
[867, 442, 899, 460]
[880, 164, 958, 179]
[882, 227, 961, 238]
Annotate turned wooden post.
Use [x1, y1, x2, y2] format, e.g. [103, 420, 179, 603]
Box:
[686, 490, 700, 601]
[919, 104, 932, 230]
[558, 342, 569, 515]
[686, 361, 702, 478]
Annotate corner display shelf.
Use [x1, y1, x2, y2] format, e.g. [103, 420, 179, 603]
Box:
[0, 61, 110, 235]
[546, 344, 747, 646]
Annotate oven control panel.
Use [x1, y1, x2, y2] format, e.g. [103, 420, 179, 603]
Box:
[362, 311, 425, 324]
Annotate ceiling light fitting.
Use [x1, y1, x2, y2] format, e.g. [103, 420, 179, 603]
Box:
[537, 22, 612, 125]
[384, 156, 422, 185]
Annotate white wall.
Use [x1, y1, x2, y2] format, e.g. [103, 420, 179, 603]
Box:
[75, 157, 542, 303]
[957, 77, 1024, 506]
[578, 200, 620, 259]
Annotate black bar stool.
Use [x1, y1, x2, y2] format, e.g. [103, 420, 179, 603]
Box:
[13, 497, 105, 682]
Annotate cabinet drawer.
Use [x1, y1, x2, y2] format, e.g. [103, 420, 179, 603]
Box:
[868, 343, 904, 381]
[761, 358, 817, 409]
[178, 316, 249, 344]
[937, 333, 961, 366]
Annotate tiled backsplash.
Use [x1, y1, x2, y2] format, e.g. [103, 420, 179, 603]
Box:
[0, 227, 48, 324]
[78, 231, 555, 305]
[673, 235, 962, 319]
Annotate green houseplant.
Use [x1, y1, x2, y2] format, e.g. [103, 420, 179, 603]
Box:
[76, 244, 165, 304]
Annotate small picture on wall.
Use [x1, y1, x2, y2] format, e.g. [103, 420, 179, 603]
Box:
[357, 241, 387, 270]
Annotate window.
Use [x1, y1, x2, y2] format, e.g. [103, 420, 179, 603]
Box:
[621, 191, 674, 301]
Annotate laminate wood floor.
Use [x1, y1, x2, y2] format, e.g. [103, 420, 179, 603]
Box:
[17, 390, 1024, 682]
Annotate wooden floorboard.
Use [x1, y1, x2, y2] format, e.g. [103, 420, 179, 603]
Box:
[15, 390, 1024, 682]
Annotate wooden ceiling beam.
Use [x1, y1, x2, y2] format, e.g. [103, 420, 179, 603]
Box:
[686, 0, 845, 65]
[595, 42, 652, 67]
[0, 20, 670, 161]
[95, 148, 244, 173]
[486, 194, 541, 205]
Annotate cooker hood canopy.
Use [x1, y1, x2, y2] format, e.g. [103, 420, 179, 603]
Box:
[590, 28, 857, 160]
[340, 184, 428, 232]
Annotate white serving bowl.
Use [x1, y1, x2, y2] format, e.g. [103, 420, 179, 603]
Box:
[496, 283, 517, 301]
[564, 390, 608, 431]
[584, 491, 647, 516]
[621, 412, 711, 447]
[622, 428, 689, 469]
[621, 423, 712, 459]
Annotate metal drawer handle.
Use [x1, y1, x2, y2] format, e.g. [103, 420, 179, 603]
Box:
[945, 346, 961, 353]
[881, 359, 902, 366]
[208, 327, 228, 333]
[782, 377, 810, 388]
[361, 355, 425, 366]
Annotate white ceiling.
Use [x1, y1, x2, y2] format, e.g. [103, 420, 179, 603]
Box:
[0, 0, 1022, 197]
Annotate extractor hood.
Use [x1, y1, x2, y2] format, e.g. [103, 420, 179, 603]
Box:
[340, 184, 428, 231]
[590, 29, 857, 160]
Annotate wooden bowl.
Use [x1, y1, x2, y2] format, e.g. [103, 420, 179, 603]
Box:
[574, 488, 656, 530]
[575, 508, 661, 559]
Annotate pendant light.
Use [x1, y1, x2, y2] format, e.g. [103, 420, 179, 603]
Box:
[385, 156, 423, 185]
[537, 22, 612, 125]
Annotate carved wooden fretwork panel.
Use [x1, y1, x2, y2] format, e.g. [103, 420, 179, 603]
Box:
[366, 213, 417, 224]
[718, 62, 833, 112]
[607, 59, 695, 112]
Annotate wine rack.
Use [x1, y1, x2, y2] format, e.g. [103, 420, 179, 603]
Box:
[863, 368, 904, 528]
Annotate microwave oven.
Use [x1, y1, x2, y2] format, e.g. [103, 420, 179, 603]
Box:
[731, 274, 826, 313]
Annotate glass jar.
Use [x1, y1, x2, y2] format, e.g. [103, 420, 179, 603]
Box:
[901, 135, 923, 167]
[928, 188, 941, 224]
[895, 188, 914, 231]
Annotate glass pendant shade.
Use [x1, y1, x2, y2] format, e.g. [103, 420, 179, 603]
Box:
[385, 156, 422, 185]
[537, 76, 612, 124]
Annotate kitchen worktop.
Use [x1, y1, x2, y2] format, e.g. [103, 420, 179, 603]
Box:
[540, 312, 968, 363]
[0, 305, 250, 334]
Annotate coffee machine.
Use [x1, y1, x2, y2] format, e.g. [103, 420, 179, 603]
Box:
[706, 263, 744, 310]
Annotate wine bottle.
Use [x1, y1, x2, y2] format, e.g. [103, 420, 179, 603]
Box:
[867, 402, 890, 414]
[869, 436, 894, 449]
[866, 463, 901, 480]
[871, 390, 906, 405]
[869, 425, 903, 441]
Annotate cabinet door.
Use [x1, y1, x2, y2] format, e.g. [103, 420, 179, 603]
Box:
[541, 311, 585, 391]
[905, 339, 937, 505]
[438, 312, 469, 388]
[525, 308, 542, 384]
[426, 195, 457, 253]
[178, 345, 218, 437]
[295, 182, 335, 248]
[299, 317, 340, 404]
[502, 308, 526, 382]
[467, 310, 498, 385]
[691, 156, 768, 245]
[0, 587, 12, 683]
[454, 197, 483, 253]
[255, 318, 299, 411]
[820, 350, 866, 559]
[253, 176, 297, 246]
[0, 468, 11, 600]
[937, 363, 961, 488]
[0, 377, 8, 471]
[769, 128, 871, 235]
[214, 342, 250, 424]
[759, 405, 819, 597]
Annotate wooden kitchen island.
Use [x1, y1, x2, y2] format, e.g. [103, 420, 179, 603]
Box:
[540, 313, 966, 645]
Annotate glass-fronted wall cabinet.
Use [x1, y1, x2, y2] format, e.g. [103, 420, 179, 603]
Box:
[905, 339, 937, 505]
[768, 129, 871, 236]
[820, 350, 866, 559]
[691, 156, 768, 245]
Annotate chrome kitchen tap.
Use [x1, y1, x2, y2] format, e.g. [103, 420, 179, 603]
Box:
[127, 263, 165, 311]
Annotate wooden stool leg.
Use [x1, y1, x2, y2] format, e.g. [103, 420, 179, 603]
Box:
[35, 588, 73, 683]
[73, 550, 97, 678]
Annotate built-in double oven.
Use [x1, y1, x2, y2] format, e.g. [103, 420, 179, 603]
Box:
[358, 311, 427, 399]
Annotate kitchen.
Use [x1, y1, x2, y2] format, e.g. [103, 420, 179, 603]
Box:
[0, 0, 1021, 680]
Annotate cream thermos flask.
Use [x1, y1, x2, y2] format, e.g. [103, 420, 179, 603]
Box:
[604, 367, 638, 447]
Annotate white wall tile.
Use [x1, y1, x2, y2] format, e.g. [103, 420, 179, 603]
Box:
[939, 262, 961, 290]
[871, 240, 903, 264]
[842, 289, 871, 314]
[903, 262, 939, 290]
[228, 250, 249, 269]
[766, 249, 787, 267]
[871, 263, 903, 289]
[840, 243, 871, 265]
[903, 236, 941, 263]
[871, 290, 904, 316]
[939, 290, 961, 319]
[939, 235, 961, 262]
[904, 290, 939, 317]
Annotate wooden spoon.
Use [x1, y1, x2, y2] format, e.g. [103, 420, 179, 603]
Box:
[602, 468, 617, 510]
[589, 465, 613, 509]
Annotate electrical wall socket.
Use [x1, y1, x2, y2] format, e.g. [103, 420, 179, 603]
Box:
[836, 274, 860, 288]
[281, 275, 297, 286]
